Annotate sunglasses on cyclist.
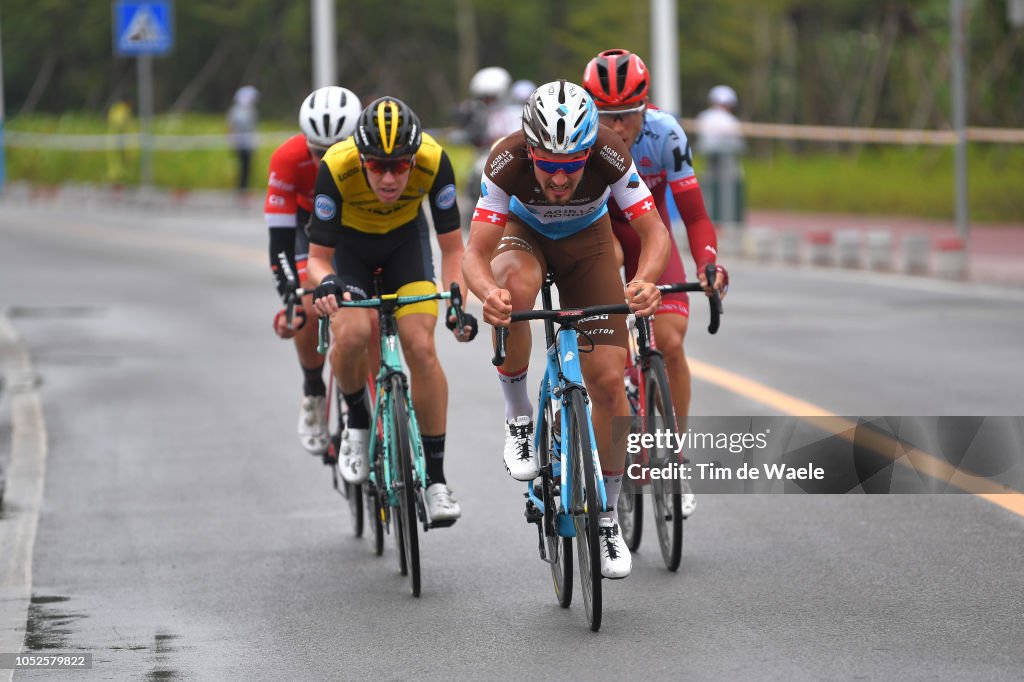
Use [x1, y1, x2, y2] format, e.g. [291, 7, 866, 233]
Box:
[597, 103, 646, 122]
[361, 155, 415, 175]
[528, 148, 590, 175]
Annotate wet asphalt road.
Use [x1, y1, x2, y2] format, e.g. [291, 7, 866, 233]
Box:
[0, 202, 1022, 680]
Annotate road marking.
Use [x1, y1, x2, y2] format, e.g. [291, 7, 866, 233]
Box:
[689, 358, 1024, 518]
[0, 315, 48, 678]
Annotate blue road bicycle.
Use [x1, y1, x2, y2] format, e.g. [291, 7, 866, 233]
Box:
[318, 275, 467, 597]
[492, 270, 722, 630]
[493, 275, 630, 632]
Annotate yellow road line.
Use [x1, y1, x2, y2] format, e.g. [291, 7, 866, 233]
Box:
[688, 358, 1024, 518]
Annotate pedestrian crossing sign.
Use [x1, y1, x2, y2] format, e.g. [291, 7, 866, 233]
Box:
[114, 1, 174, 56]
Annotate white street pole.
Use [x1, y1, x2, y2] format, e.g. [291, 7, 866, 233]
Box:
[0, 12, 7, 192]
[137, 54, 154, 187]
[312, 0, 336, 88]
[951, 0, 969, 241]
[650, 0, 681, 115]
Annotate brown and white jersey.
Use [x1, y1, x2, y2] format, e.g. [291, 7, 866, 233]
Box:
[473, 127, 656, 240]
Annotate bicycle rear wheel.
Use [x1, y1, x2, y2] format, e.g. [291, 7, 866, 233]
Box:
[391, 380, 421, 597]
[645, 354, 683, 571]
[539, 394, 572, 608]
[568, 390, 602, 632]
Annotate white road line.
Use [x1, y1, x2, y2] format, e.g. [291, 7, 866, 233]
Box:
[0, 314, 48, 681]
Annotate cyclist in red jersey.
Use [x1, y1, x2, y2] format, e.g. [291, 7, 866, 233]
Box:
[266, 86, 362, 455]
[583, 50, 729, 518]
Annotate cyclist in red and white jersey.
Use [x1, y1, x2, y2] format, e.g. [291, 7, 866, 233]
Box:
[583, 50, 729, 518]
[266, 86, 361, 455]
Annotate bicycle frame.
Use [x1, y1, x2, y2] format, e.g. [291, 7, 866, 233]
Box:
[525, 284, 609, 541]
[318, 287, 457, 526]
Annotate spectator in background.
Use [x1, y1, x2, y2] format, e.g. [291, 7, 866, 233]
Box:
[455, 67, 512, 150]
[695, 85, 745, 225]
[228, 85, 260, 195]
[106, 99, 134, 190]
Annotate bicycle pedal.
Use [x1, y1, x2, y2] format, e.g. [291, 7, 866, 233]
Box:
[428, 518, 457, 529]
[524, 500, 543, 524]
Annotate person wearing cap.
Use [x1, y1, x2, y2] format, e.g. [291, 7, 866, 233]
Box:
[696, 85, 745, 224]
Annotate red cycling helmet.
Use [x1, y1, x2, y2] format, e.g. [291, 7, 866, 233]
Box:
[582, 49, 650, 107]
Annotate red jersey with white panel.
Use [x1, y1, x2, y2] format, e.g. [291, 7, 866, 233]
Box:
[265, 134, 319, 288]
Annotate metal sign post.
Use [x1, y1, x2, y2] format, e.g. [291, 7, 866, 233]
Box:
[113, 0, 174, 188]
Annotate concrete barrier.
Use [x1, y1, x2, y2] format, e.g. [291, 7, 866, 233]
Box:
[866, 229, 894, 271]
[778, 231, 801, 264]
[807, 231, 834, 266]
[934, 236, 967, 279]
[744, 227, 775, 261]
[901, 234, 930, 274]
[717, 223, 743, 259]
[835, 229, 862, 268]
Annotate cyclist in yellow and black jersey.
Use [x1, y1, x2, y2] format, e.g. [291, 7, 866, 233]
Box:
[308, 97, 477, 526]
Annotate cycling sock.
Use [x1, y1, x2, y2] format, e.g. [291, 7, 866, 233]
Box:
[301, 363, 326, 397]
[343, 388, 370, 429]
[422, 434, 446, 486]
[497, 366, 532, 421]
[600, 473, 623, 522]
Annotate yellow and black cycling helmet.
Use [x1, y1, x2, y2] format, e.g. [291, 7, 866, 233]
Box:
[354, 97, 422, 158]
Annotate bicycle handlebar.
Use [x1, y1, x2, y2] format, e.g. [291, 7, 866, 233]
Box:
[316, 283, 464, 356]
[491, 264, 723, 366]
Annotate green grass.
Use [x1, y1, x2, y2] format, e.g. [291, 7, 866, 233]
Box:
[741, 145, 1024, 223]
[5, 114, 1023, 223]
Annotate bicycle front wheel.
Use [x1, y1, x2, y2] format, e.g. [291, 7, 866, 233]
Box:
[645, 354, 683, 571]
[568, 390, 602, 632]
[390, 379, 421, 597]
[539, 393, 572, 608]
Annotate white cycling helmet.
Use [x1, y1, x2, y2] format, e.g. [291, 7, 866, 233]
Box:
[299, 86, 362, 149]
[708, 85, 738, 109]
[469, 66, 511, 100]
[522, 80, 599, 154]
[509, 79, 537, 105]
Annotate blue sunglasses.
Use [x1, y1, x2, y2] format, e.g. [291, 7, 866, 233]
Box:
[529, 148, 590, 175]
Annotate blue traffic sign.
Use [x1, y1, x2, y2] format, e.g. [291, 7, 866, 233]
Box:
[113, 1, 174, 56]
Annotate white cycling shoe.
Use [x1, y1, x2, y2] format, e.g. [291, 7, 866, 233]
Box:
[503, 416, 539, 481]
[681, 481, 697, 518]
[337, 428, 370, 484]
[598, 517, 632, 579]
[298, 395, 329, 455]
[425, 483, 462, 527]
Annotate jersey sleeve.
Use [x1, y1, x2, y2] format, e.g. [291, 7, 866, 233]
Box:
[264, 147, 301, 229]
[426, 151, 461, 234]
[661, 125, 700, 195]
[308, 160, 344, 247]
[608, 159, 655, 222]
[661, 122, 718, 266]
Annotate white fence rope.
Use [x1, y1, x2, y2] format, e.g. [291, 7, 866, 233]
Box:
[5, 123, 1024, 150]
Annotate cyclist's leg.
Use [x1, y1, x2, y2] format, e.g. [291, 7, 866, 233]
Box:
[329, 229, 380, 482]
[491, 218, 545, 380]
[386, 220, 461, 521]
[294, 227, 328, 452]
[491, 218, 545, 480]
[549, 217, 631, 510]
[649, 243, 697, 518]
